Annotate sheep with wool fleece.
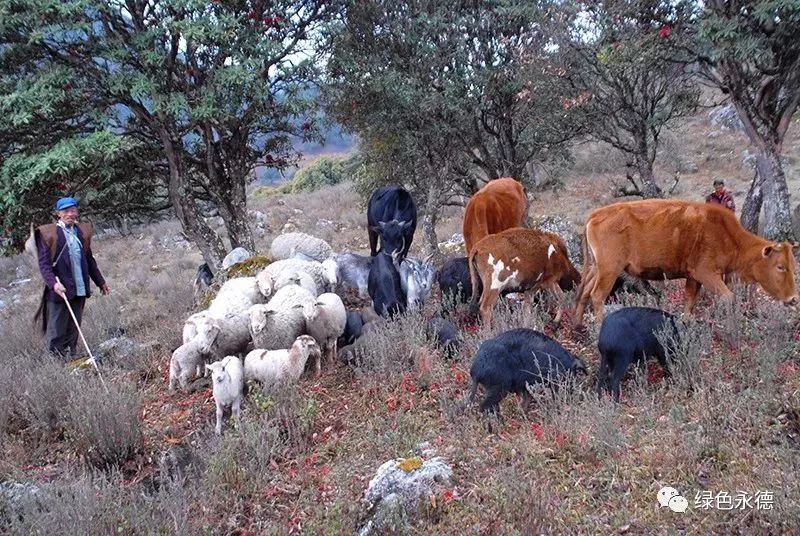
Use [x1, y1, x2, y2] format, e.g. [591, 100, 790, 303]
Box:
[244, 335, 322, 384]
[249, 284, 316, 351]
[270, 232, 334, 263]
[303, 292, 347, 365]
[206, 356, 245, 435]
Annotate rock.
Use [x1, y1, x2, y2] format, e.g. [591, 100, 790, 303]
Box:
[221, 247, 252, 270]
[359, 456, 453, 536]
[282, 221, 298, 233]
[708, 104, 743, 132]
[437, 233, 465, 255]
[248, 209, 267, 223]
[0, 480, 42, 520]
[292, 208, 304, 215]
[529, 215, 582, 268]
[742, 150, 757, 169]
[158, 444, 199, 484]
[96, 336, 149, 364]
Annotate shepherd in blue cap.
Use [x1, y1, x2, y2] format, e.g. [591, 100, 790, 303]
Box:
[33, 196, 109, 360]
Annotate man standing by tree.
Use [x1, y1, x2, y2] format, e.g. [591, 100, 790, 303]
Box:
[705, 179, 735, 212]
[35, 197, 109, 360]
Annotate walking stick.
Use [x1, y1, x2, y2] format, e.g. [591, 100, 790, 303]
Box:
[55, 277, 109, 393]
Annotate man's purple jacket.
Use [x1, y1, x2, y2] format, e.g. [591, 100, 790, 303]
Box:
[37, 225, 106, 302]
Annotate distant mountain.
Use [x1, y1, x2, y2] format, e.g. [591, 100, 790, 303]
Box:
[255, 123, 357, 184]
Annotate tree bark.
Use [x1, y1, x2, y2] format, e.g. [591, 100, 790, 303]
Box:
[740, 172, 763, 234]
[635, 156, 662, 199]
[214, 179, 255, 252]
[755, 146, 795, 241]
[422, 180, 441, 261]
[159, 128, 227, 270]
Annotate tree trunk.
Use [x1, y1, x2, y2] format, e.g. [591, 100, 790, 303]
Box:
[636, 153, 662, 199]
[422, 181, 441, 261]
[755, 146, 795, 241]
[215, 180, 255, 253]
[740, 172, 763, 234]
[159, 129, 227, 270]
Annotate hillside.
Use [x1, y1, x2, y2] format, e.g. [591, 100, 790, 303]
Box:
[0, 104, 799, 534]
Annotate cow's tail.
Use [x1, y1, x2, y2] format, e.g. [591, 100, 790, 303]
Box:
[467, 248, 481, 319]
[33, 286, 48, 335]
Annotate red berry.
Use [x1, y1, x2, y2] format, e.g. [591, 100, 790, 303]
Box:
[301, 121, 311, 130]
[659, 25, 671, 39]
[611, 41, 620, 50]
[263, 16, 273, 25]
[62, 82, 73, 90]
[247, 10, 257, 20]
[185, 68, 194, 77]
[57, 183, 67, 191]
[264, 154, 274, 163]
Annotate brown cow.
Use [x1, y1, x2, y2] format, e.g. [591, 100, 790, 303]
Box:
[469, 228, 581, 326]
[574, 199, 798, 325]
[463, 178, 527, 256]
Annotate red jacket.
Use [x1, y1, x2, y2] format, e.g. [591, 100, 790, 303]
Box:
[705, 190, 735, 212]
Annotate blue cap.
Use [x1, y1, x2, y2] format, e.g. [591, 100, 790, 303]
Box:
[55, 197, 78, 211]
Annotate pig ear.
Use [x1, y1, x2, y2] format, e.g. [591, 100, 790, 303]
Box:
[762, 245, 775, 258]
[400, 220, 411, 229]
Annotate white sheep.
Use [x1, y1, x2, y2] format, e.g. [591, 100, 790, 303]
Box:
[270, 232, 334, 263]
[169, 338, 205, 391]
[261, 258, 337, 295]
[249, 284, 316, 350]
[303, 293, 347, 366]
[244, 335, 322, 384]
[257, 268, 318, 298]
[207, 276, 268, 317]
[206, 356, 244, 435]
[194, 311, 252, 361]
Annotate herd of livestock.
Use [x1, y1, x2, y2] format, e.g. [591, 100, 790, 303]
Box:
[171, 178, 799, 433]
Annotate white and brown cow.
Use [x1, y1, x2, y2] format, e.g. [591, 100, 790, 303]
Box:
[468, 228, 581, 326]
[574, 199, 798, 326]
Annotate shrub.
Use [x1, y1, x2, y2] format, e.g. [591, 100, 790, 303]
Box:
[4, 471, 190, 535]
[63, 378, 142, 470]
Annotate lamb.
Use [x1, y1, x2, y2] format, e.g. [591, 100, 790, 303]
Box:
[249, 284, 316, 350]
[260, 258, 338, 294]
[169, 338, 206, 391]
[398, 256, 436, 309]
[270, 232, 334, 263]
[207, 276, 267, 317]
[303, 293, 347, 365]
[244, 335, 322, 384]
[206, 356, 245, 435]
[335, 252, 372, 298]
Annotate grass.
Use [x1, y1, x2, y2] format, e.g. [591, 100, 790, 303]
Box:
[1, 108, 799, 533]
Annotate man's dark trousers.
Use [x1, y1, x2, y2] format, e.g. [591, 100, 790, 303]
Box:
[46, 296, 85, 359]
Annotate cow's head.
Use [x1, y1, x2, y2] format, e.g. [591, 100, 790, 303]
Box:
[752, 242, 798, 304]
[371, 220, 412, 257]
